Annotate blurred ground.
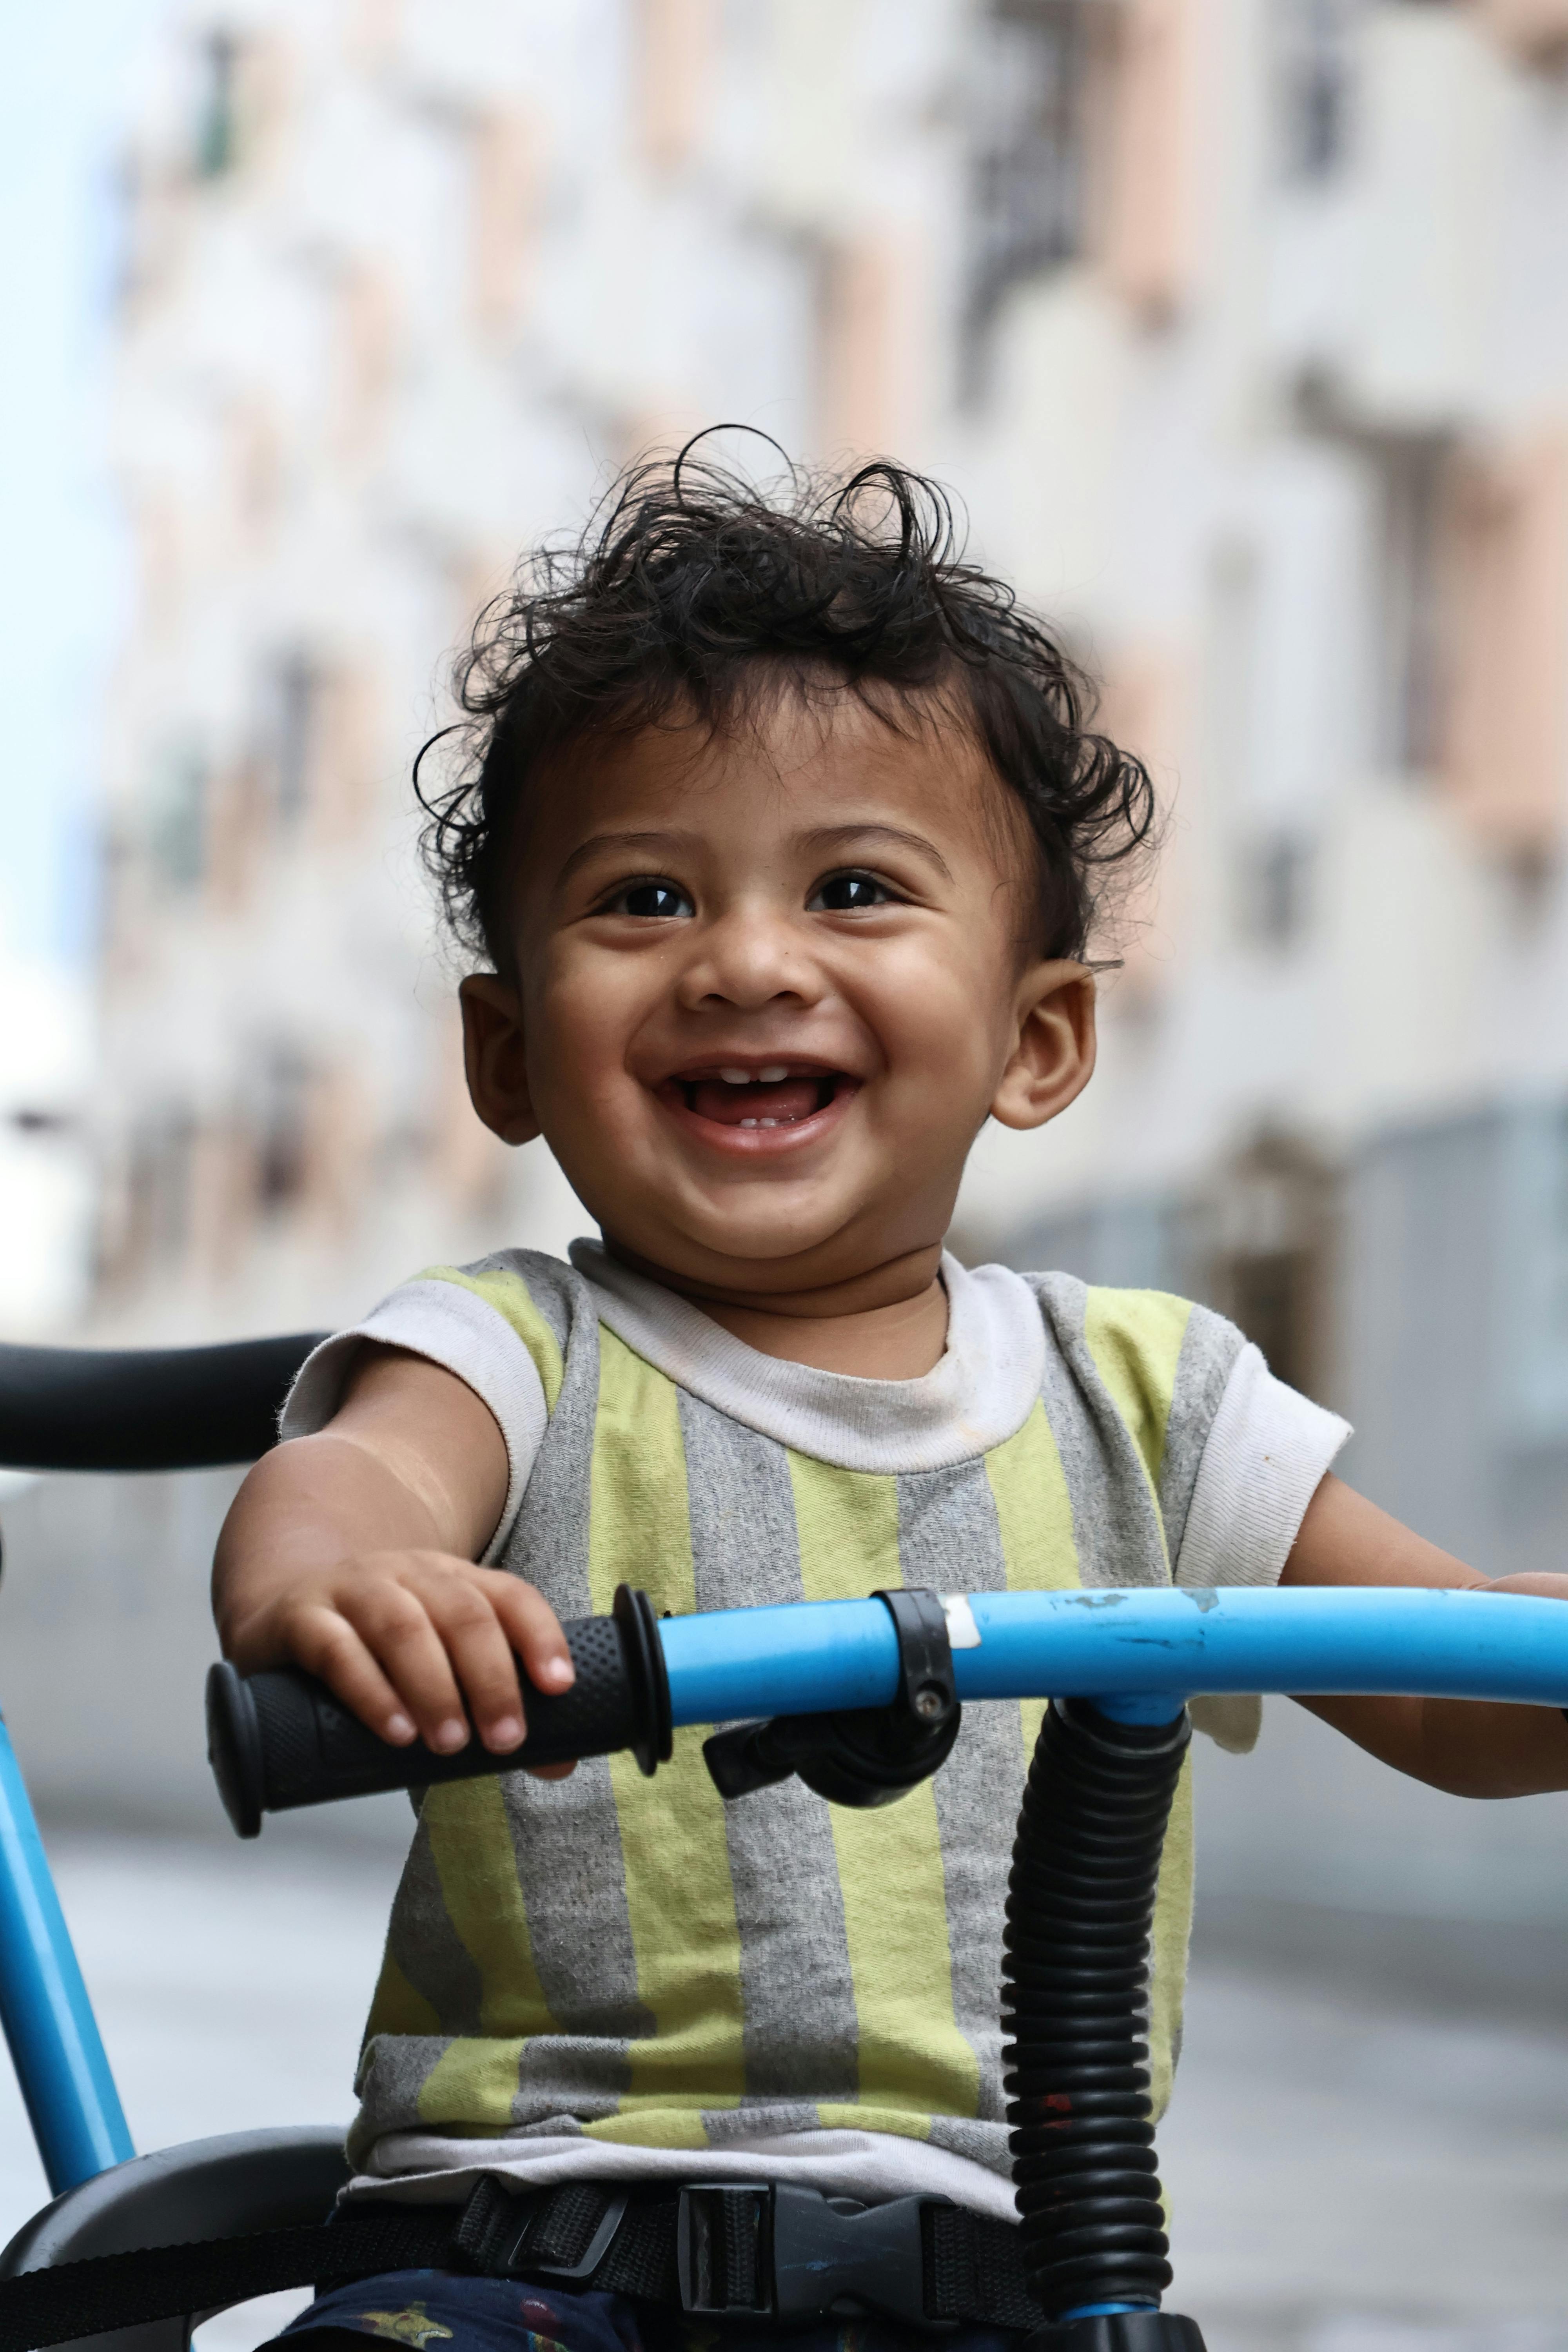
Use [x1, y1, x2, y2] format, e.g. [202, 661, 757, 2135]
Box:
[0, 1828, 1561, 2352]
[1167, 1940, 1568, 2351]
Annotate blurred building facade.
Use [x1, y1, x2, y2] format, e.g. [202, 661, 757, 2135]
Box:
[12, 0, 1568, 1842]
[87, 0, 1568, 1558]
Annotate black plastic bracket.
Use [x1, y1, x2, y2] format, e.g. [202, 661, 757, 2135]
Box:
[871, 1586, 958, 1731]
[703, 1586, 960, 1808]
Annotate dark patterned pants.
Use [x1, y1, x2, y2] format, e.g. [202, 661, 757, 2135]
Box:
[270, 2268, 1021, 2352]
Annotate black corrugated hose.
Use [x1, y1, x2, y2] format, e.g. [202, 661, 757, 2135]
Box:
[1003, 1695, 1206, 2352]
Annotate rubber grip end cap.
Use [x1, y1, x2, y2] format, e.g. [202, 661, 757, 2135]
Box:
[613, 1584, 673, 1776]
[206, 1659, 263, 1838]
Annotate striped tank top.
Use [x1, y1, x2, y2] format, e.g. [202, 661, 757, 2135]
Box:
[283, 1243, 1347, 2207]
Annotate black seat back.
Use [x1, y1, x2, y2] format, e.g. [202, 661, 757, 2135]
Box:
[0, 1337, 328, 1474]
[0, 2125, 350, 2352]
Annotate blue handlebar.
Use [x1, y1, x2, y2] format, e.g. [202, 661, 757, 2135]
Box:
[24, 1582, 1568, 2200]
[660, 1585, 1568, 1721]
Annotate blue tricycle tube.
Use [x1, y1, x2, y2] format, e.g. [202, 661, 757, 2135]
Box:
[0, 1715, 133, 2191]
[657, 1585, 1568, 1724]
[659, 1598, 901, 1723]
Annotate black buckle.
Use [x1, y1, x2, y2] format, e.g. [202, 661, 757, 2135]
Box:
[676, 2181, 954, 2331]
[776, 2187, 953, 2332]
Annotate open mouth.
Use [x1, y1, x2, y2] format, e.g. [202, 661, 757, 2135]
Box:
[663, 1064, 850, 1133]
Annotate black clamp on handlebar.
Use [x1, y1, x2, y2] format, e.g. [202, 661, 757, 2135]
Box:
[702, 1586, 960, 1809]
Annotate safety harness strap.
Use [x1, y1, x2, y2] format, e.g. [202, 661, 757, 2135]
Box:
[0, 2177, 1044, 2350]
[0, 2204, 454, 2352]
[924, 2203, 1045, 2334]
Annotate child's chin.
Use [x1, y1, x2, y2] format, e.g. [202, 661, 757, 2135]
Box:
[665, 1190, 860, 1266]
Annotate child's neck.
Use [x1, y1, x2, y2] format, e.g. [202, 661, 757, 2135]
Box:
[603, 1240, 951, 1378]
[699, 1280, 949, 1378]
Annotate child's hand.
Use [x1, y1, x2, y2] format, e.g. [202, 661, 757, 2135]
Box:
[1283, 1472, 1568, 1796]
[213, 1347, 576, 1775]
[224, 1548, 576, 1766]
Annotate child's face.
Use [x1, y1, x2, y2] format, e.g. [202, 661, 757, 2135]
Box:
[462, 688, 1096, 1306]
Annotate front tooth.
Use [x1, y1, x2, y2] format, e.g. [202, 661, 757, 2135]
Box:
[757, 1065, 789, 1083]
[740, 1116, 759, 1128]
[719, 1067, 752, 1085]
[758, 1118, 779, 1128]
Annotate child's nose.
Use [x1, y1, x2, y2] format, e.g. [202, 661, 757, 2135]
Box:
[674, 905, 825, 1011]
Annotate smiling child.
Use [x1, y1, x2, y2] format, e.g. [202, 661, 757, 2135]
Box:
[213, 450, 1568, 2352]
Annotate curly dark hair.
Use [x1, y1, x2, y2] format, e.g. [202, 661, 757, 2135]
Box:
[416, 438, 1156, 970]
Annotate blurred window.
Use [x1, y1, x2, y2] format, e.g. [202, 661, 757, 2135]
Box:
[1099, 0, 1198, 324]
[964, 0, 1094, 369]
[256, 1049, 310, 1213]
[149, 742, 207, 893]
[193, 30, 240, 181]
[1198, 1132, 1337, 1401]
[817, 237, 907, 457]
[104, 1111, 196, 1290]
[270, 652, 318, 825]
[468, 115, 535, 338]
[1373, 435, 1446, 777]
[1205, 536, 1259, 800]
[1237, 828, 1315, 952]
[1296, 384, 1452, 782]
[1437, 432, 1568, 866]
[1276, 0, 1358, 182]
[1497, 1103, 1568, 1445]
[638, 0, 719, 172]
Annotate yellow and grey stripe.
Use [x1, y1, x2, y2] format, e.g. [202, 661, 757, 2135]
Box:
[789, 1454, 980, 2148]
[580, 1330, 749, 2149]
[677, 1393, 858, 2126]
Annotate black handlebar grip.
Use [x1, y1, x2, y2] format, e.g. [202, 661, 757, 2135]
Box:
[206, 1584, 672, 1837]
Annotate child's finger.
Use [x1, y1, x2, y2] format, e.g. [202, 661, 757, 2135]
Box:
[485, 1574, 575, 1698]
[419, 1578, 535, 1753]
[287, 1604, 422, 1746]
[336, 1581, 475, 1754]
[285, 1595, 573, 1778]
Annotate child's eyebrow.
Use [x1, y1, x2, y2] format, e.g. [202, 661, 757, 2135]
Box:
[556, 829, 703, 887]
[799, 823, 955, 882]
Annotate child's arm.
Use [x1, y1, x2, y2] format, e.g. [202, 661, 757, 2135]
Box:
[213, 1345, 573, 1760]
[1282, 1473, 1568, 1797]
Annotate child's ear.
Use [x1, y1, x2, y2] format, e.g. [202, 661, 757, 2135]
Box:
[990, 963, 1097, 1131]
[460, 975, 542, 1146]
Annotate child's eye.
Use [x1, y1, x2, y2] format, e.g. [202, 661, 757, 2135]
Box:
[808, 871, 895, 913]
[608, 879, 694, 919]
